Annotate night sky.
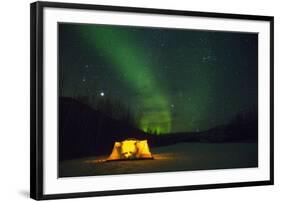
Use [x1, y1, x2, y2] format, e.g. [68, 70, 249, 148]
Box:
[59, 23, 258, 134]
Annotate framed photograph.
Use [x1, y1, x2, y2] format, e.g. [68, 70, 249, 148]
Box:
[30, 1, 274, 200]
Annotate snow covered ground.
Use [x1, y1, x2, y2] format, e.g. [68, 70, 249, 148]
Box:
[59, 142, 258, 177]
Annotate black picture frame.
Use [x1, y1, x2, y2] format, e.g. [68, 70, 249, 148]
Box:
[30, 1, 274, 200]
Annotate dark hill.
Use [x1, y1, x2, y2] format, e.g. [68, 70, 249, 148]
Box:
[59, 97, 148, 160]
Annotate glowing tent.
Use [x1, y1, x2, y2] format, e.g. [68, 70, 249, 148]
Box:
[107, 139, 153, 161]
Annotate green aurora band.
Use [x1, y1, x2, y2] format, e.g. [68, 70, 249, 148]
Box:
[80, 26, 172, 134]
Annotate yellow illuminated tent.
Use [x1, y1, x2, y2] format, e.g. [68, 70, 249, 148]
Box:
[107, 139, 153, 161]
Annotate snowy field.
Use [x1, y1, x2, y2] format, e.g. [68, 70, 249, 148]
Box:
[59, 142, 258, 177]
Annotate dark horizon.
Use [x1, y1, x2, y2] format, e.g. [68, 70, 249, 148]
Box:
[59, 23, 258, 134]
[59, 95, 257, 136]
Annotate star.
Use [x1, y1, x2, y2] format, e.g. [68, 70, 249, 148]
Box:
[202, 55, 211, 62]
[235, 71, 240, 76]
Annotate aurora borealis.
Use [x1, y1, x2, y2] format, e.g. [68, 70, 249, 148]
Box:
[59, 23, 258, 134]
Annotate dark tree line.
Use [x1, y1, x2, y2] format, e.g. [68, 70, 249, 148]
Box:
[74, 94, 139, 129]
